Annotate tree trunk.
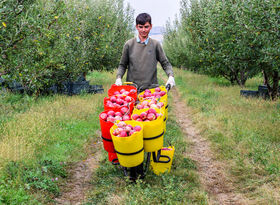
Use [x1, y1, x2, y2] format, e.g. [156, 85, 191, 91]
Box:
[263, 70, 279, 100]
[271, 71, 279, 100]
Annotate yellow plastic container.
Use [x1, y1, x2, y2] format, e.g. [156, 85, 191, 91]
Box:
[150, 146, 175, 175]
[132, 108, 164, 152]
[110, 121, 144, 167]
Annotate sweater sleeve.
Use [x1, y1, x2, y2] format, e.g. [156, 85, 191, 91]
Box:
[116, 43, 129, 79]
[156, 42, 174, 77]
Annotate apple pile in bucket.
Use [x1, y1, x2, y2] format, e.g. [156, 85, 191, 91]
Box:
[113, 88, 137, 96]
[132, 108, 163, 122]
[138, 87, 166, 100]
[100, 108, 130, 123]
[105, 94, 134, 109]
[112, 121, 142, 137]
[135, 99, 164, 110]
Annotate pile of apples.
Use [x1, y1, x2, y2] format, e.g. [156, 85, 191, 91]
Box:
[132, 108, 163, 122]
[105, 94, 134, 109]
[100, 107, 130, 123]
[138, 87, 166, 100]
[113, 88, 136, 96]
[135, 99, 164, 110]
[112, 121, 142, 137]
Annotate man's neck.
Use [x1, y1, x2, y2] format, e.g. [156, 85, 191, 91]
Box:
[138, 35, 148, 43]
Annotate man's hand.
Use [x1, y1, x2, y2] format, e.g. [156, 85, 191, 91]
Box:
[115, 77, 122, 86]
[166, 76, 175, 88]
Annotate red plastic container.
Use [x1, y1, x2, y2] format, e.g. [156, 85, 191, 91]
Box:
[108, 84, 137, 101]
[108, 152, 119, 165]
[103, 97, 135, 114]
[99, 111, 115, 153]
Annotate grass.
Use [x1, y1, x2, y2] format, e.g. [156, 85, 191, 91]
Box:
[1, 68, 279, 204]
[0, 70, 115, 204]
[174, 69, 280, 203]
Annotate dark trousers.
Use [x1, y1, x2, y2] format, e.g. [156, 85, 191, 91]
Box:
[130, 162, 144, 180]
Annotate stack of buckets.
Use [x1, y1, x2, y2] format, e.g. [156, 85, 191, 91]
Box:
[99, 84, 174, 174]
[99, 84, 137, 165]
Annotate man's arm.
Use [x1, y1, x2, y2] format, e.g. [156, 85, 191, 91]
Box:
[156, 42, 175, 88]
[156, 42, 174, 77]
[116, 43, 129, 79]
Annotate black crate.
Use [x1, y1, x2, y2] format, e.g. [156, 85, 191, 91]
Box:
[240, 90, 259, 98]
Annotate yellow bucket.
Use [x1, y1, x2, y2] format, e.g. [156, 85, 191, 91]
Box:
[132, 108, 164, 152]
[150, 146, 175, 175]
[110, 121, 144, 167]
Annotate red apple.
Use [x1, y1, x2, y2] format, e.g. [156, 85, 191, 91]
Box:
[116, 98, 123, 105]
[116, 121, 126, 127]
[125, 96, 131, 102]
[107, 110, 115, 116]
[115, 116, 122, 121]
[110, 96, 117, 102]
[147, 113, 156, 121]
[130, 89, 136, 93]
[140, 112, 147, 120]
[100, 113, 107, 120]
[122, 115, 130, 121]
[120, 89, 126, 94]
[107, 116, 115, 123]
[160, 91, 166, 96]
[157, 102, 164, 108]
[119, 130, 127, 137]
[115, 111, 122, 117]
[132, 114, 139, 120]
[124, 125, 132, 132]
[136, 104, 144, 109]
[123, 91, 129, 96]
[134, 125, 142, 131]
[120, 107, 129, 115]
[155, 87, 161, 92]
[148, 108, 157, 114]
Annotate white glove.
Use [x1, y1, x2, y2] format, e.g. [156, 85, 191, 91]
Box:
[115, 78, 122, 86]
[166, 76, 175, 88]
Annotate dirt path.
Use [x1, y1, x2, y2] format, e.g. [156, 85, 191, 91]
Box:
[54, 131, 102, 205]
[171, 89, 245, 205]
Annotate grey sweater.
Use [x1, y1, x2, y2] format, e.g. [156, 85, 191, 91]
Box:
[117, 37, 173, 89]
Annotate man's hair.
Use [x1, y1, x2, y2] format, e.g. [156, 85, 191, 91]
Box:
[136, 13, 152, 25]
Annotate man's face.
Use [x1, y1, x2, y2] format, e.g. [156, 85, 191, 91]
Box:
[136, 22, 152, 39]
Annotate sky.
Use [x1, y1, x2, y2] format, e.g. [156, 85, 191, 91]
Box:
[124, 0, 181, 27]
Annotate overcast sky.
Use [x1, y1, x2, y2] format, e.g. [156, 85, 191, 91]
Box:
[124, 0, 181, 27]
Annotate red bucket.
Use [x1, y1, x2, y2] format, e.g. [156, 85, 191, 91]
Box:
[108, 84, 137, 101]
[99, 111, 115, 153]
[108, 152, 119, 165]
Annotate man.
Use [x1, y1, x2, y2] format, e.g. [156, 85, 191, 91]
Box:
[115, 13, 175, 181]
[115, 13, 175, 91]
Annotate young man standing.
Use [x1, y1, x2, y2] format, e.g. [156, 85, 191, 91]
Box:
[115, 13, 175, 91]
[115, 13, 175, 180]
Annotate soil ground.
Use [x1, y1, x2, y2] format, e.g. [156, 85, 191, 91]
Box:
[54, 131, 102, 205]
[171, 88, 246, 204]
